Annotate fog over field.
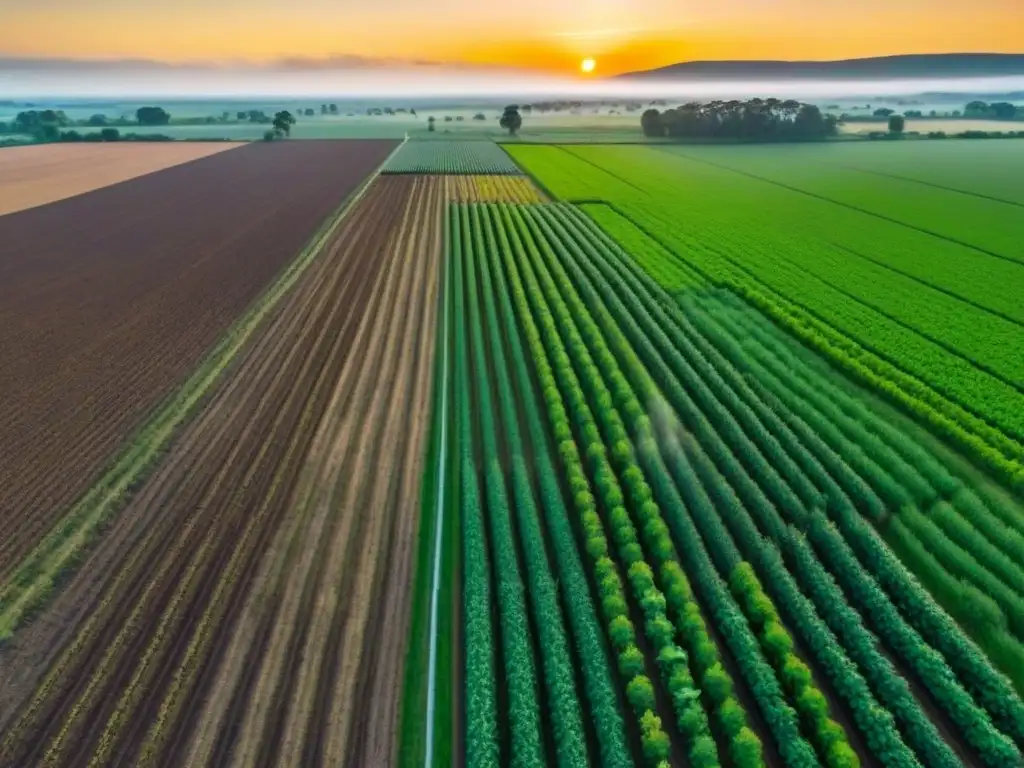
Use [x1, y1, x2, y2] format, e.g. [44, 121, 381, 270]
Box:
[2, 58, 1023, 100]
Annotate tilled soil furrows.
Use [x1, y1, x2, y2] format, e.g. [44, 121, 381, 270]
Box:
[0, 139, 398, 574]
[0, 172, 441, 767]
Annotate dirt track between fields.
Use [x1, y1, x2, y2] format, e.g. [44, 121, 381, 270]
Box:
[0, 142, 242, 216]
[0, 139, 397, 577]
[0, 174, 443, 767]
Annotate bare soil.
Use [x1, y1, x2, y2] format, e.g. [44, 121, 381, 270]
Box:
[0, 139, 398, 577]
[0, 142, 240, 216]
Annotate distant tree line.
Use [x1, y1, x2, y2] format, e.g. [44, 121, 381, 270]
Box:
[1, 106, 173, 141]
[641, 99, 838, 141]
[843, 99, 1019, 122]
[963, 100, 1019, 119]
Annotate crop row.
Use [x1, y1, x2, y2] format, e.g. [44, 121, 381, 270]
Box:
[455, 199, 1024, 768]
[561, 198, 1024, 693]
[506, 144, 1024, 485]
[543, 199, 1024, 746]
[384, 140, 523, 174]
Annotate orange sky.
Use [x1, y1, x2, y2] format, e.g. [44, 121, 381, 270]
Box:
[2, 2, 1022, 76]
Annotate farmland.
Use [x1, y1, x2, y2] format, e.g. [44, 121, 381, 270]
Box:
[0, 162, 441, 765]
[508, 144, 1024, 478]
[383, 139, 525, 174]
[0, 140, 397, 578]
[1, 135, 1023, 768]
[0, 142, 241, 215]
[434, 194, 1024, 767]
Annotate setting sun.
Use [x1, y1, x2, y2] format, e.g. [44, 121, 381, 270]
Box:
[580, 56, 596, 73]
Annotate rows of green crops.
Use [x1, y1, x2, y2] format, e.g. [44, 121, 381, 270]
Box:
[383, 140, 523, 174]
[448, 199, 1024, 768]
[507, 144, 1024, 487]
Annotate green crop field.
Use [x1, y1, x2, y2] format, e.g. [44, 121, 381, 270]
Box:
[383, 139, 524, 174]
[427, 193, 1024, 768]
[508, 144, 1024, 484]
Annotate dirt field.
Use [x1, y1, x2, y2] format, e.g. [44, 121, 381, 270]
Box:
[0, 142, 243, 216]
[0, 139, 397, 576]
[0, 174, 442, 767]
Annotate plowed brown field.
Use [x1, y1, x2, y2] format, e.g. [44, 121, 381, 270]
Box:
[0, 139, 397, 576]
[0, 173, 442, 767]
[0, 142, 242, 216]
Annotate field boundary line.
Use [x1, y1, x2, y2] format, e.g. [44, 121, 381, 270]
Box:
[0, 137, 406, 643]
[423, 202, 451, 768]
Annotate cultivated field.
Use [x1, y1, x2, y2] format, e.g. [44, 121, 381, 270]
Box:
[2, 136, 1022, 768]
[0, 140, 396, 592]
[438, 198, 1024, 767]
[0, 142, 241, 215]
[445, 174, 546, 203]
[509, 144, 1024, 480]
[383, 139, 525, 174]
[0, 169, 441, 766]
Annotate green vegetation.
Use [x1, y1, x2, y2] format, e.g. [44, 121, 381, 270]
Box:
[384, 140, 524, 174]
[507, 144, 1024, 488]
[432, 175, 1024, 766]
[640, 100, 838, 141]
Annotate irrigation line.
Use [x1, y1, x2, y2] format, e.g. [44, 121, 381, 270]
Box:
[424, 205, 451, 768]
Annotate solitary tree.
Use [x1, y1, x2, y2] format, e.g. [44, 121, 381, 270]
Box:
[500, 104, 522, 135]
[100, 127, 121, 142]
[873, 107, 895, 117]
[888, 114, 906, 134]
[427, 116, 436, 132]
[272, 110, 296, 137]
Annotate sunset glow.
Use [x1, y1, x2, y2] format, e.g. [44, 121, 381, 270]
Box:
[0, 1, 1021, 76]
[581, 57, 597, 74]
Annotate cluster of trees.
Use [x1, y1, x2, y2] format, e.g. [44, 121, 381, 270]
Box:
[846, 100, 1019, 122]
[528, 99, 654, 113]
[237, 110, 272, 124]
[641, 99, 838, 141]
[964, 100, 1019, 119]
[1, 106, 173, 142]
